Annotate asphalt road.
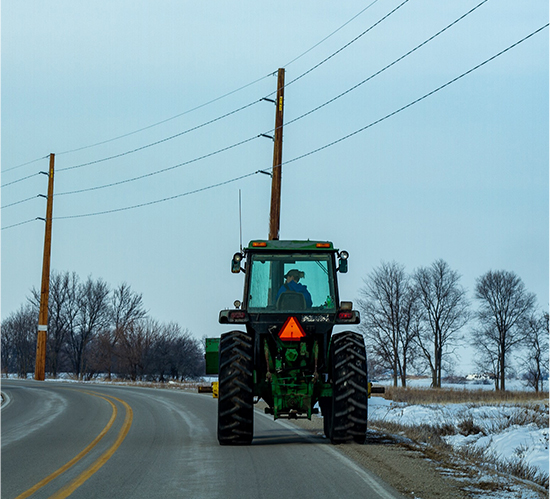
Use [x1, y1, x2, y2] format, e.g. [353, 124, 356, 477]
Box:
[1, 380, 404, 499]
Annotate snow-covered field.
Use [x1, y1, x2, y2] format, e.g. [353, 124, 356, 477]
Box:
[369, 396, 549, 498]
[375, 376, 534, 392]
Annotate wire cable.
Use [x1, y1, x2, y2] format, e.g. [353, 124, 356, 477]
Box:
[54, 1, 384, 158]
[54, 1, 423, 194]
[284, 0, 411, 90]
[53, 171, 260, 220]
[1, 195, 42, 210]
[1, 155, 50, 175]
[282, 24, 549, 168]
[283, 0, 381, 67]
[3, 0, 402, 175]
[53, 15, 540, 201]
[58, 1, 405, 173]
[5, 24, 545, 227]
[281, 0, 490, 132]
[59, 100, 263, 172]
[1, 172, 41, 188]
[56, 78, 272, 157]
[1, 218, 37, 231]
[55, 134, 261, 196]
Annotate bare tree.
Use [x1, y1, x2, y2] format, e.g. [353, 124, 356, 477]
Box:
[474, 270, 536, 391]
[118, 318, 160, 381]
[1, 305, 37, 377]
[523, 311, 548, 392]
[358, 261, 419, 387]
[167, 325, 204, 381]
[413, 260, 469, 388]
[66, 277, 110, 380]
[102, 283, 147, 379]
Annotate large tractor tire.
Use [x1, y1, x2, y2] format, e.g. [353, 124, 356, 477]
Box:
[217, 331, 254, 445]
[329, 331, 368, 444]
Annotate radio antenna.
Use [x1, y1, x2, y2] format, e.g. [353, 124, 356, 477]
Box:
[239, 189, 243, 252]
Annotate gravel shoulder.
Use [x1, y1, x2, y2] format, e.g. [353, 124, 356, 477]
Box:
[286, 413, 471, 499]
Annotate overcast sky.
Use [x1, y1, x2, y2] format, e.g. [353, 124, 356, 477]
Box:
[2, 1, 548, 375]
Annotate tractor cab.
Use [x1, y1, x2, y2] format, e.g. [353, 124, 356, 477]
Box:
[220, 240, 356, 325]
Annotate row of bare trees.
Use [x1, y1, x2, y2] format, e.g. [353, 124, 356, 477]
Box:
[359, 260, 548, 391]
[1, 271, 204, 381]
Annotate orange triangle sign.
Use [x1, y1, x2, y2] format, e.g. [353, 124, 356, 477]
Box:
[279, 316, 305, 341]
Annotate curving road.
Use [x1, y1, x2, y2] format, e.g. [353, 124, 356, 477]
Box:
[1, 380, 404, 499]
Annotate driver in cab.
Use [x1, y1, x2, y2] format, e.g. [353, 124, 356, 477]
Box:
[276, 269, 313, 308]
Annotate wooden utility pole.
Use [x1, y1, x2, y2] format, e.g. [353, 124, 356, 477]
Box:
[34, 153, 55, 381]
[268, 68, 285, 241]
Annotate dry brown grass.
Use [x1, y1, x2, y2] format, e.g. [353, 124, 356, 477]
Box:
[370, 386, 549, 490]
[379, 386, 549, 405]
[370, 417, 549, 489]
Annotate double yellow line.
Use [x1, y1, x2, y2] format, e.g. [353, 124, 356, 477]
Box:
[15, 391, 133, 499]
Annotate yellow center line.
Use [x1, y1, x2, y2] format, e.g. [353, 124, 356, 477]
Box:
[15, 392, 117, 499]
[47, 394, 133, 499]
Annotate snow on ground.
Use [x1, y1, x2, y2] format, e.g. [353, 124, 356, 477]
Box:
[369, 395, 549, 491]
[375, 376, 532, 391]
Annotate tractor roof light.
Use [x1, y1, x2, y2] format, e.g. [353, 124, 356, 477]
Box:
[339, 250, 349, 260]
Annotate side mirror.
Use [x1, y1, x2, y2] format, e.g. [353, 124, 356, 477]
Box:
[338, 250, 349, 273]
[231, 253, 244, 273]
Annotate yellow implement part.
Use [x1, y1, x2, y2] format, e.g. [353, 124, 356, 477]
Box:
[212, 382, 219, 399]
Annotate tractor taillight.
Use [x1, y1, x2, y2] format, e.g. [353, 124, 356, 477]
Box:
[337, 311, 353, 320]
[228, 311, 248, 323]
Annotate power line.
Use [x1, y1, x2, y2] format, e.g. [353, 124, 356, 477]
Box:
[283, 24, 549, 168]
[51, 12, 540, 203]
[54, 1, 423, 195]
[45, 24, 548, 224]
[284, 0, 411, 90]
[283, 0, 381, 67]
[1, 171, 41, 188]
[1, 155, 50, 175]
[56, 77, 273, 158]
[55, 1, 385, 157]
[4, 1, 404, 177]
[4, 24, 545, 228]
[5, 2, 386, 173]
[1, 218, 37, 231]
[282, 0, 490, 131]
[55, 134, 261, 196]
[58, 1, 406, 173]
[1, 195, 42, 210]
[53, 171, 261, 220]
[59, 100, 263, 172]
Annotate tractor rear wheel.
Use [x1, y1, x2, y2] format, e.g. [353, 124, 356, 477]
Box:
[217, 330, 254, 445]
[330, 331, 368, 444]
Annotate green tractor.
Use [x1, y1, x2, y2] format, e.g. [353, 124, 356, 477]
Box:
[206, 239, 376, 445]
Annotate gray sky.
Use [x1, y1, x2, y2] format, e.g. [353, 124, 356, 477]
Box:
[2, 1, 548, 374]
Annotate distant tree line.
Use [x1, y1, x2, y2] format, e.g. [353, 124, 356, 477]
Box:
[1, 270, 204, 381]
[359, 260, 548, 391]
